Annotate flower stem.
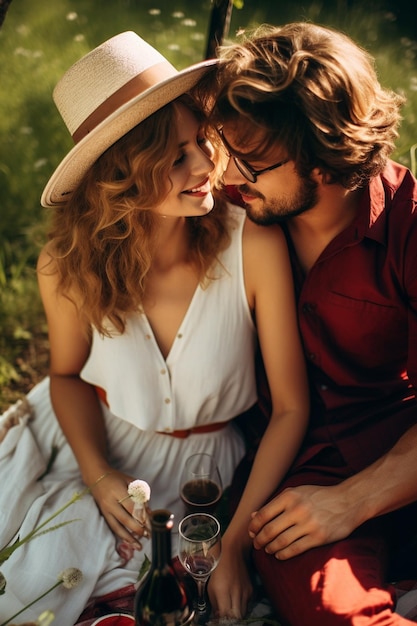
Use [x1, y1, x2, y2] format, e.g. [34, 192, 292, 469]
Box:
[0, 580, 62, 626]
[0, 488, 89, 565]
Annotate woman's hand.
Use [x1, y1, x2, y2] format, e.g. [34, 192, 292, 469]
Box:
[207, 542, 253, 619]
[90, 469, 148, 549]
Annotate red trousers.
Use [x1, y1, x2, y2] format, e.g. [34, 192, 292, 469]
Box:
[254, 521, 415, 626]
[251, 458, 417, 626]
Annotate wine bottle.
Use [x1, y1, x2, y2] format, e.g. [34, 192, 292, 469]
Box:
[134, 509, 195, 626]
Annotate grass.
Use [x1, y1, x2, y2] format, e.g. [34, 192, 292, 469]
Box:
[0, 0, 416, 412]
[0, 239, 49, 411]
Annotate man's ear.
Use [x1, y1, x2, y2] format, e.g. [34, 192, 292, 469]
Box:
[311, 167, 330, 185]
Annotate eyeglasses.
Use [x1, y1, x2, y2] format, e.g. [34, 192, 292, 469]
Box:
[217, 128, 289, 183]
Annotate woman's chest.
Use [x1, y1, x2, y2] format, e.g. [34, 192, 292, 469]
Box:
[143, 265, 199, 360]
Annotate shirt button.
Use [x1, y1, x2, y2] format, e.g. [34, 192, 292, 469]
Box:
[308, 352, 316, 361]
[177, 333, 183, 339]
[145, 334, 151, 340]
[164, 398, 171, 404]
[160, 369, 166, 375]
[320, 384, 328, 391]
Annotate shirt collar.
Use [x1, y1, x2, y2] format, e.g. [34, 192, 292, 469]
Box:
[353, 174, 387, 245]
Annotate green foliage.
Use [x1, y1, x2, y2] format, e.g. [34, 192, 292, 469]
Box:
[138, 554, 151, 581]
[0, 237, 45, 391]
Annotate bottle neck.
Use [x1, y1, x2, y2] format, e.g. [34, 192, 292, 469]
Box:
[151, 526, 172, 568]
[150, 509, 174, 568]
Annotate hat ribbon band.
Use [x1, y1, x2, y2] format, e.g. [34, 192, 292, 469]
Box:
[72, 61, 177, 144]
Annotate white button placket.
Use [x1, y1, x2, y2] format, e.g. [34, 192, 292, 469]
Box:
[142, 314, 175, 432]
[161, 368, 174, 432]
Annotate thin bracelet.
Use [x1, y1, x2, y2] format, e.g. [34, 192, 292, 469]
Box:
[90, 471, 113, 489]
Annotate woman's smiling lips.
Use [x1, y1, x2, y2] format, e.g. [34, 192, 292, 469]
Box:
[182, 177, 211, 196]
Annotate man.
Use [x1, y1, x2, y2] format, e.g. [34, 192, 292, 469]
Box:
[204, 21, 417, 626]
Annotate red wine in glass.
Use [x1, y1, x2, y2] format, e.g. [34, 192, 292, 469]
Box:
[179, 453, 223, 515]
[180, 478, 221, 514]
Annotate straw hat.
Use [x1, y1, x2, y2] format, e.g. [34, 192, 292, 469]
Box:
[41, 31, 218, 208]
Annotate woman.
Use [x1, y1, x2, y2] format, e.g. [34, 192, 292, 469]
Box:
[0, 32, 308, 624]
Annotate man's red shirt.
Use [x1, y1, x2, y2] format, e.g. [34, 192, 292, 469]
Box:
[282, 161, 417, 472]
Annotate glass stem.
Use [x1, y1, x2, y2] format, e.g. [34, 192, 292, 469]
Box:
[196, 579, 208, 612]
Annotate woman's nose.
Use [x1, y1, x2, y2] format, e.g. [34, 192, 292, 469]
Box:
[194, 146, 215, 175]
[223, 156, 247, 185]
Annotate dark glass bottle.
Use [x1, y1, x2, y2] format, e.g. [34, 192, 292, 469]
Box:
[134, 509, 195, 626]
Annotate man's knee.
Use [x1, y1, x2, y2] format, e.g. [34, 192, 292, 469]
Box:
[253, 540, 401, 626]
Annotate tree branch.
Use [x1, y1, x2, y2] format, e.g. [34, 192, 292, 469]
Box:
[205, 0, 234, 59]
[0, 0, 13, 28]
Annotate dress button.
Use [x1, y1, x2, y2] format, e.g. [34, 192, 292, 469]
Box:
[164, 398, 171, 404]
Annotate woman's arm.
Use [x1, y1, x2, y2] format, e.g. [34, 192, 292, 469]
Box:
[208, 219, 309, 618]
[37, 247, 145, 547]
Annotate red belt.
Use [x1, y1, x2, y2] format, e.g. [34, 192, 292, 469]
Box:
[158, 422, 227, 439]
[95, 387, 227, 439]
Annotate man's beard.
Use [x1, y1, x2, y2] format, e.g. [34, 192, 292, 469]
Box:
[239, 175, 319, 226]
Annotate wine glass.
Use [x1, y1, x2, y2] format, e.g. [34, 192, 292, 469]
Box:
[178, 513, 221, 623]
[179, 452, 223, 515]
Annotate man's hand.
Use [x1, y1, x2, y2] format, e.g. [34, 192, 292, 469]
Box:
[248, 484, 360, 559]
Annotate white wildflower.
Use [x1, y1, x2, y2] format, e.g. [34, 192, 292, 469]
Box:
[128, 479, 151, 505]
[0, 570, 82, 626]
[37, 610, 55, 626]
[59, 567, 83, 589]
[34, 158, 47, 170]
[181, 18, 197, 27]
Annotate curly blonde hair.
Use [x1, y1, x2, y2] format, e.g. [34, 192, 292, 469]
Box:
[42, 96, 231, 335]
[204, 22, 405, 190]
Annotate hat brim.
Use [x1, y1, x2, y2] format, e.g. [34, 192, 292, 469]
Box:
[41, 58, 218, 208]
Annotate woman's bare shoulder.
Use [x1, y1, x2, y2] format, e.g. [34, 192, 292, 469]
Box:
[37, 243, 57, 274]
[242, 216, 287, 254]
